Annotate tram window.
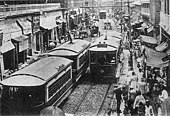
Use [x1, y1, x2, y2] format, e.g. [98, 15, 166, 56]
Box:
[106, 54, 116, 63]
[79, 51, 88, 67]
[91, 53, 116, 65]
[48, 70, 71, 99]
[90, 53, 96, 63]
[79, 55, 84, 67]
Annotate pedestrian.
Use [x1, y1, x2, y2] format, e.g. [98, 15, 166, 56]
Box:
[133, 91, 146, 110]
[145, 100, 154, 116]
[151, 83, 160, 116]
[159, 85, 168, 116]
[137, 62, 140, 69]
[137, 102, 145, 116]
[159, 85, 168, 102]
[128, 88, 137, 116]
[114, 86, 123, 113]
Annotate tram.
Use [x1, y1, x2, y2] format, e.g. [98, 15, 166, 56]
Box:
[89, 31, 122, 78]
[48, 39, 91, 84]
[99, 10, 107, 19]
[0, 57, 73, 115]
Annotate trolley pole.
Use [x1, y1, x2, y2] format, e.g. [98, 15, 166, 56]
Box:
[127, 0, 133, 70]
[121, 0, 122, 33]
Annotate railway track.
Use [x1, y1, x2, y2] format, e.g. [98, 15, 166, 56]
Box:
[60, 77, 116, 116]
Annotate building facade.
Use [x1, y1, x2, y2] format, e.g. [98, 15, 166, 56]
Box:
[159, 0, 170, 90]
[0, 3, 68, 78]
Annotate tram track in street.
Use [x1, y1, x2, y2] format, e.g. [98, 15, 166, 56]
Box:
[59, 77, 116, 116]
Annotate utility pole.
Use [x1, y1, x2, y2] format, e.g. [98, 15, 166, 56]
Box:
[127, 0, 133, 70]
[121, 0, 122, 33]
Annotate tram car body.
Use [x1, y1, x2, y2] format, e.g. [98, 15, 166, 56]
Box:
[48, 39, 91, 84]
[0, 57, 73, 115]
[90, 25, 99, 37]
[89, 31, 122, 78]
[99, 10, 107, 19]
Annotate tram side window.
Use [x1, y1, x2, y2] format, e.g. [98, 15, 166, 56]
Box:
[48, 69, 71, 99]
[90, 53, 96, 63]
[79, 51, 88, 67]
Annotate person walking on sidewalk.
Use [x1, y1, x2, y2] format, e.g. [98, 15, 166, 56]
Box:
[137, 102, 145, 116]
[145, 100, 154, 116]
[133, 91, 146, 111]
[115, 86, 123, 113]
[159, 85, 168, 116]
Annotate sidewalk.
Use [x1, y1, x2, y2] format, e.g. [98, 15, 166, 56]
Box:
[110, 49, 130, 116]
[111, 49, 162, 116]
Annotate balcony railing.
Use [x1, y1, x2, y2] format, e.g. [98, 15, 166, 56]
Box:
[0, 3, 61, 17]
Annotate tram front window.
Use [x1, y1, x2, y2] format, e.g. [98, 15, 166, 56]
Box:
[90, 53, 116, 65]
[1, 86, 45, 115]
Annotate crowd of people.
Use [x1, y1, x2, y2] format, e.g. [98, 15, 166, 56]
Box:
[112, 41, 169, 116]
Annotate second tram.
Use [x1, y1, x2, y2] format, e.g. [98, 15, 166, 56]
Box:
[89, 31, 122, 78]
[99, 10, 107, 19]
[48, 39, 91, 84]
[0, 57, 73, 115]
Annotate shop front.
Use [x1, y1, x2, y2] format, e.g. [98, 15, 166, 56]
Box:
[1, 19, 29, 72]
[1, 41, 15, 71]
[141, 35, 169, 87]
[40, 15, 58, 50]
[11, 35, 29, 68]
[40, 12, 63, 50]
[17, 17, 33, 56]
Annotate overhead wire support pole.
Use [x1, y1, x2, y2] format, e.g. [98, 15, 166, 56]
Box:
[121, 0, 122, 33]
[127, 0, 133, 70]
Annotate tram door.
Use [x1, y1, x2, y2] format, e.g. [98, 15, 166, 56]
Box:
[90, 51, 117, 78]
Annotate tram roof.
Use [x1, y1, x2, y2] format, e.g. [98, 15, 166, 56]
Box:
[1, 57, 72, 86]
[106, 31, 122, 39]
[90, 33, 121, 49]
[89, 46, 117, 52]
[48, 39, 91, 56]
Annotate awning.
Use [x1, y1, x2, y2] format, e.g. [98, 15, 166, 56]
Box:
[17, 19, 32, 35]
[40, 16, 58, 30]
[147, 26, 153, 33]
[155, 40, 168, 52]
[56, 18, 66, 23]
[145, 46, 169, 67]
[141, 0, 150, 4]
[1, 41, 15, 53]
[12, 35, 28, 42]
[1, 22, 22, 41]
[140, 35, 157, 44]
[1, 22, 21, 34]
[12, 35, 29, 52]
[131, 1, 141, 5]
